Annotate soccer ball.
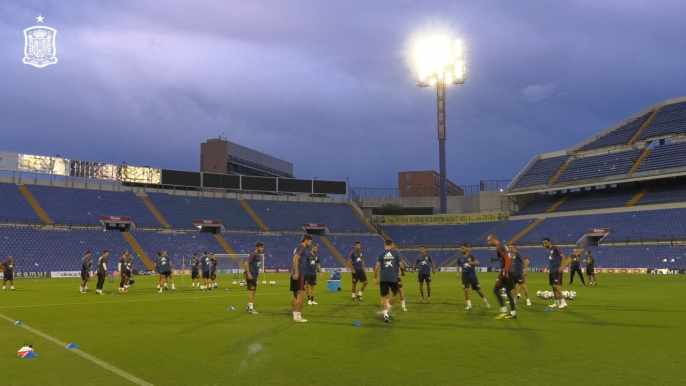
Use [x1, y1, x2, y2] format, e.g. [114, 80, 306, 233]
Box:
[269, 281, 276, 286]
[262, 281, 266, 285]
[232, 281, 237, 285]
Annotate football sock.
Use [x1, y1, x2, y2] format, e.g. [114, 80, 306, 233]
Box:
[293, 312, 297, 319]
[352, 293, 356, 299]
[467, 300, 472, 306]
[401, 300, 406, 307]
[420, 291, 424, 297]
[511, 310, 516, 316]
[311, 296, 315, 302]
[383, 310, 389, 317]
[358, 291, 363, 296]
[506, 291, 516, 311]
[493, 287, 505, 307]
[428, 292, 431, 297]
[248, 303, 253, 310]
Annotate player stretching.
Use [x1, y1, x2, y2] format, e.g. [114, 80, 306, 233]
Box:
[305, 244, 322, 305]
[210, 253, 218, 289]
[190, 253, 200, 287]
[349, 241, 368, 302]
[584, 250, 598, 286]
[157, 251, 174, 293]
[80, 251, 92, 293]
[569, 249, 586, 285]
[456, 244, 490, 310]
[200, 252, 211, 290]
[374, 238, 405, 323]
[118, 251, 130, 292]
[291, 235, 313, 322]
[1, 256, 17, 291]
[95, 250, 109, 295]
[245, 242, 263, 314]
[508, 244, 531, 306]
[543, 238, 569, 308]
[390, 242, 408, 312]
[487, 235, 517, 319]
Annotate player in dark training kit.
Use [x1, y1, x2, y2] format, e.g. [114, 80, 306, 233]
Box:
[190, 253, 200, 288]
[584, 250, 598, 286]
[455, 244, 490, 310]
[305, 244, 322, 305]
[374, 239, 405, 323]
[199, 252, 211, 290]
[156, 251, 174, 293]
[568, 248, 586, 285]
[508, 244, 531, 306]
[118, 251, 132, 292]
[210, 253, 218, 289]
[543, 238, 569, 308]
[80, 251, 93, 293]
[95, 250, 110, 295]
[291, 234, 313, 323]
[413, 246, 436, 300]
[349, 241, 368, 302]
[245, 242, 263, 314]
[487, 235, 517, 319]
[2, 256, 18, 291]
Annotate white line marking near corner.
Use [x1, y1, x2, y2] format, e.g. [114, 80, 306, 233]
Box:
[0, 313, 154, 386]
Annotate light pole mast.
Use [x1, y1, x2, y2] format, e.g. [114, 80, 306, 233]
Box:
[414, 36, 465, 214]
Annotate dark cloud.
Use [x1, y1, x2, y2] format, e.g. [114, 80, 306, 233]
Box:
[2, 0, 686, 188]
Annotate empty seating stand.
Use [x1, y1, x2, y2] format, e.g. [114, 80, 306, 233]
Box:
[514, 155, 568, 188]
[0, 183, 42, 223]
[557, 149, 642, 182]
[578, 113, 651, 151]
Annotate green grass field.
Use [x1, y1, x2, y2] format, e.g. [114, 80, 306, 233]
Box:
[1, 273, 684, 386]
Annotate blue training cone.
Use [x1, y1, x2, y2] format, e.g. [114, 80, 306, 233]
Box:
[14, 321, 23, 326]
[546, 308, 553, 312]
[352, 321, 361, 326]
[228, 306, 234, 311]
[22, 351, 37, 359]
[406, 297, 410, 300]
[66, 343, 78, 349]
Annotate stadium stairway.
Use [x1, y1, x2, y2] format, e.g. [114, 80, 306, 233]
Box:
[139, 195, 170, 228]
[626, 188, 650, 207]
[214, 234, 238, 255]
[629, 149, 652, 173]
[122, 232, 155, 269]
[473, 220, 509, 245]
[548, 157, 574, 185]
[17, 185, 53, 225]
[238, 200, 269, 231]
[347, 203, 376, 233]
[546, 197, 569, 213]
[318, 235, 348, 267]
[507, 218, 545, 244]
[628, 108, 661, 146]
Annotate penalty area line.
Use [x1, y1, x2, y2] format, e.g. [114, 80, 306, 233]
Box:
[0, 312, 154, 386]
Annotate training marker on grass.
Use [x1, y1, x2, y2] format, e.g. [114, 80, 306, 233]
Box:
[66, 343, 78, 349]
[546, 308, 553, 312]
[21, 351, 37, 359]
[15, 321, 23, 325]
[228, 306, 234, 310]
[352, 321, 361, 326]
[0, 313, 153, 386]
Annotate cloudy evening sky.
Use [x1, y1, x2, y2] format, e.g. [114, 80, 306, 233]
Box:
[2, 0, 686, 190]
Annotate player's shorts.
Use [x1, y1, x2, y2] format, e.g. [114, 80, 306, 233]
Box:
[352, 269, 367, 283]
[305, 274, 317, 286]
[245, 274, 258, 290]
[191, 270, 199, 279]
[80, 270, 89, 280]
[290, 276, 305, 294]
[161, 271, 171, 278]
[586, 267, 595, 275]
[202, 271, 210, 279]
[4, 272, 14, 281]
[397, 277, 403, 289]
[495, 274, 514, 290]
[210, 271, 217, 280]
[417, 273, 431, 283]
[121, 270, 131, 278]
[379, 281, 399, 297]
[461, 275, 480, 290]
[549, 272, 563, 286]
[513, 274, 525, 285]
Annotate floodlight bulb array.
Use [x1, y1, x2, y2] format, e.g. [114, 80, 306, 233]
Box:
[414, 36, 466, 87]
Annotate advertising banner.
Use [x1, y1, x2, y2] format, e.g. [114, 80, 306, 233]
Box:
[376, 212, 507, 225]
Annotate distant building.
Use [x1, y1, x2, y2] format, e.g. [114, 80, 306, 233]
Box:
[398, 170, 463, 197]
[201, 138, 294, 178]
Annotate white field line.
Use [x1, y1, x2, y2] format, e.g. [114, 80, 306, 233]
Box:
[0, 312, 154, 386]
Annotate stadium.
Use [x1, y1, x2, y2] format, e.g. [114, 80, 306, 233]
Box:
[3, 3, 686, 386]
[2, 96, 686, 385]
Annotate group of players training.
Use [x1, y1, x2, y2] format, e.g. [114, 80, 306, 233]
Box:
[5, 232, 598, 323]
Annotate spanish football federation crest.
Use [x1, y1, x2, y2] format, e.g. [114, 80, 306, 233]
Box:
[23, 16, 58, 68]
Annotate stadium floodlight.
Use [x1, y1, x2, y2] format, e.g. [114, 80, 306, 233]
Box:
[413, 35, 466, 214]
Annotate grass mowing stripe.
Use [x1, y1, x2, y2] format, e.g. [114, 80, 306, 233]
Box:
[0, 312, 154, 386]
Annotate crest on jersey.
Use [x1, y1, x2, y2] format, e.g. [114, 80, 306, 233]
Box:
[23, 26, 58, 68]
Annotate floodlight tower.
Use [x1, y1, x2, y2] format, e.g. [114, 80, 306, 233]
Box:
[414, 37, 466, 214]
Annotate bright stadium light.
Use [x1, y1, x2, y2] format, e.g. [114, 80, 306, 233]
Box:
[412, 35, 466, 214]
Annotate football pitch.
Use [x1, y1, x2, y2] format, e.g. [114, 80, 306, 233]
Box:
[1, 273, 684, 386]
